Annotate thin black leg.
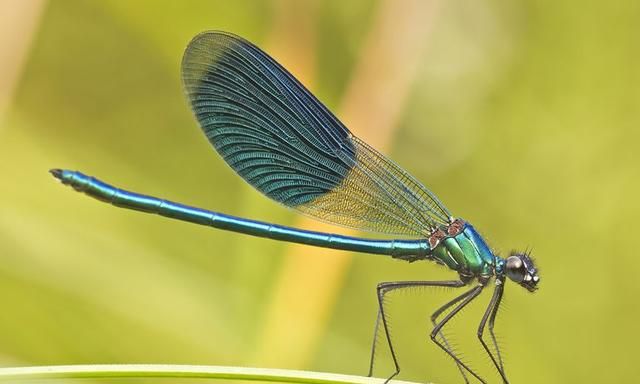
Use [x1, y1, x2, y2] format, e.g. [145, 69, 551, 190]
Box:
[477, 279, 508, 383]
[368, 309, 382, 377]
[430, 288, 480, 383]
[488, 288, 505, 371]
[431, 284, 486, 383]
[368, 280, 466, 382]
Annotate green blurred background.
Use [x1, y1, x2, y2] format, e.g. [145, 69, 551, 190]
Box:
[0, 1, 638, 383]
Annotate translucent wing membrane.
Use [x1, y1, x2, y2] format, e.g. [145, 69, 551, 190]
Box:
[181, 31, 451, 236]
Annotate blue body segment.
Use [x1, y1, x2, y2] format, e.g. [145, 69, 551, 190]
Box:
[463, 224, 495, 265]
[428, 223, 496, 276]
[55, 169, 431, 257]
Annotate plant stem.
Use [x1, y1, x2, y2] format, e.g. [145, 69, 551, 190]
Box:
[0, 364, 427, 384]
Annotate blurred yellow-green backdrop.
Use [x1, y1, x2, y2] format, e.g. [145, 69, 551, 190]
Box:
[0, 1, 638, 383]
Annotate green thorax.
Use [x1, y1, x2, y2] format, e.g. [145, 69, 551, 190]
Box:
[429, 219, 495, 277]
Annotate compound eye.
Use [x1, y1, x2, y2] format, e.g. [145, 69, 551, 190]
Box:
[506, 256, 526, 282]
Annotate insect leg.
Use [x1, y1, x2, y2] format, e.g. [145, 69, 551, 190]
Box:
[430, 287, 481, 383]
[368, 280, 466, 382]
[478, 279, 508, 383]
[431, 284, 486, 383]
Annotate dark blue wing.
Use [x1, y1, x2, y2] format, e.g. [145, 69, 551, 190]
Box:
[181, 31, 451, 236]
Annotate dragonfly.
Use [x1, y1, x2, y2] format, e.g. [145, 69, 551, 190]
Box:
[51, 31, 539, 384]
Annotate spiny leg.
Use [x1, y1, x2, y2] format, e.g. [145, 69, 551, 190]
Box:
[368, 308, 382, 377]
[368, 280, 466, 381]
[488, 289, 505, 371]
[477, 279, 508, 383]
[430, 287, 481, 383]
[431, 285, 486, 384]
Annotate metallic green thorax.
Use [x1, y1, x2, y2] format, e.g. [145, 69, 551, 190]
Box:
[430, 219, 496, 277]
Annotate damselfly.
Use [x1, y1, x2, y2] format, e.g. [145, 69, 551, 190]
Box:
[51, 31, 539, 384]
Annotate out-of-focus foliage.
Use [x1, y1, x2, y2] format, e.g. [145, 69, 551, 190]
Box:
[0, 1, 638, 383]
